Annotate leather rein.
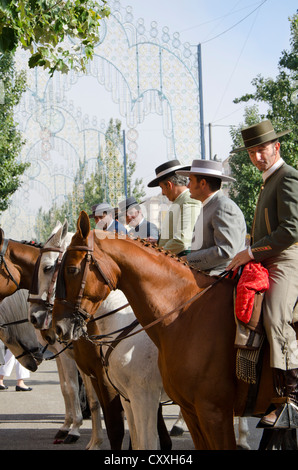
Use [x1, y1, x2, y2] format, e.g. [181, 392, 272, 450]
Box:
[55, 230, 230, 346]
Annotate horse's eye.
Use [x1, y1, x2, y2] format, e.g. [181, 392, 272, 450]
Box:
[67, 266, 80, 275]
[43, 265, 54, 274]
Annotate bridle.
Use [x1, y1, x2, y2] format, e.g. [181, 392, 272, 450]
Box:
[0, 238, 20, 290]
[28, 246, 64, 324]
[55, 230, 117, 328]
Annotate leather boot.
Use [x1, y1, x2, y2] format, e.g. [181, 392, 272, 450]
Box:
[261, 368, 298, 426]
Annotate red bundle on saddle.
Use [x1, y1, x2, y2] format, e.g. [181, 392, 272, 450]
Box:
[235, 262, 269, 324]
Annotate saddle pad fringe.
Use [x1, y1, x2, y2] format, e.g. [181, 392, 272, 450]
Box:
[236, 335, 265, 384]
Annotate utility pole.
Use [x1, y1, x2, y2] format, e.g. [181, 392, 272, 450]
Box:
[197, 43, 206, 159]
[208, 123, 212, 160]
[123, 130, 128, 197]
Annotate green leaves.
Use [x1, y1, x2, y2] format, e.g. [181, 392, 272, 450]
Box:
[0, 0, 110, 75]
[0, 52, 29, 213]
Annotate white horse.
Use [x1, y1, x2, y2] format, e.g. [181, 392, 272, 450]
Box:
[0, 288, 103, 449]
[29, 221, 171, 450]
[28, 223, 103, 450]
[0, 289, 43, 372]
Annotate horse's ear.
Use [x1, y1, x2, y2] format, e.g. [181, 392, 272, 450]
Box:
[77, 211, 90, 240]
[61, 219, 68, 240]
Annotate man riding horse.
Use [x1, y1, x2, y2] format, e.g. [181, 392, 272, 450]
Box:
[228, 120, 298, 427]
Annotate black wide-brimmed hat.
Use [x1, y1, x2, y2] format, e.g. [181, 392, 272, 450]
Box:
[230, 120, 291, 153]
[177, 159, 235, 182]
[147, 159, 190, 187]
[118, 196, 139, 214]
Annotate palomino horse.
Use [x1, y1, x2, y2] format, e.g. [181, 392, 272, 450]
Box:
[53, 211, 280, 450]
[0, 288, 102, 448]
[29, 220, 171, 450]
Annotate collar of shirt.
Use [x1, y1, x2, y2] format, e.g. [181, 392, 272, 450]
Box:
[203, 190, 220, 207]
[262, 158, 284, 182]
[173, 188, 188, 204]
[130, 217, 144, 229]
[106, 219, 114, 230]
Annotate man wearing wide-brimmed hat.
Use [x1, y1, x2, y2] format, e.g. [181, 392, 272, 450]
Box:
[89, 202, 127, 235]
[148, 160, 201, 256]
[118, 196, 159, 241]
[177, 159, 246, 275]
[228, 120, 298, 427]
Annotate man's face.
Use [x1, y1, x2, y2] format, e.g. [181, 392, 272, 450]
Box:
[126, 207, 141, 227]
[159, 181, 173, 201]
[94, 212, 112, 230]
[247, 141, 280, 172]
[187, 175, 204, 201]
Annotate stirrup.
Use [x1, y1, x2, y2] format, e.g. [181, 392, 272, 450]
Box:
[257, 397, 298, 429]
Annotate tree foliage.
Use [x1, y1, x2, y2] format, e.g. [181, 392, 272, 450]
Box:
[0, 51, 29, 212]
[228, 12, 298, 231]
[0, 0, 110, 75]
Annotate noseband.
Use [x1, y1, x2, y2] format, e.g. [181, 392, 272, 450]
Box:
[55, 231, 116, 325]
[0, 238, 20, 290]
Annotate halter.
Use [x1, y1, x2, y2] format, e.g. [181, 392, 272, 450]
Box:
[55, 230, 116, 326]
[0, 238, 20, 290]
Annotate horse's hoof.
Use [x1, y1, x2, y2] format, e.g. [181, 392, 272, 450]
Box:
[63, 433, 80, 444]
[170, 426, 184, 437]
[55, 429, 69, 439]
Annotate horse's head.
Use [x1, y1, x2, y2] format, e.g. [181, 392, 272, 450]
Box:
[28, 220, 72, 330]
[0, 290, 43, 371]
[53, 211, 116, 342]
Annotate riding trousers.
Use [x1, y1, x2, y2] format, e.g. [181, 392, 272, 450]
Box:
[0, 348, 30, 380]
[262, 244, 298, 370]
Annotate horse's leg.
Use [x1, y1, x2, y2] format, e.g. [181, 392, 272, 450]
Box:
[196, 404, 236, 450]
[158, 404, 172, 450]
[170, 409, 186, 436]
[78, 369, 104, 450]
[180, 408, 209, 449]
[90, 376, 125, 450]
[234, 417, 251, 450]
[128, 392, 160, 450]
[121, 399, 138, 450]
[58, 353, 83, 443]
[54, 356, 74, 439]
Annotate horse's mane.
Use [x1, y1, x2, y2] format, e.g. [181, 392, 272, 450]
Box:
[11, 239, 44, 248]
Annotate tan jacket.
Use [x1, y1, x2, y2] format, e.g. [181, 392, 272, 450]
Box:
[158, 189, 201, 255]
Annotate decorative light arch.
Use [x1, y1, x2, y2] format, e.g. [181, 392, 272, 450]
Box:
[0, 0, 201, 239]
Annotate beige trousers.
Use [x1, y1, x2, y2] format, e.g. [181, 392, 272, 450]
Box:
[262, 244, 298, 370]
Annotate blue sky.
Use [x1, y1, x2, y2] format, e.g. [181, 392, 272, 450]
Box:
[70, 0, 297, 196]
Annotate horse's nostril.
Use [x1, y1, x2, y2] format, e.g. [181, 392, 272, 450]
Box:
[30, 316, 37, 325]
[55, 324, 63, 338]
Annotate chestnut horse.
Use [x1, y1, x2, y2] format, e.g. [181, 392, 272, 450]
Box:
[53, 211, 278, 450]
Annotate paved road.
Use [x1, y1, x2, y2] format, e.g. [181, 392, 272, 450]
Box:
[0, 355, 263, 451]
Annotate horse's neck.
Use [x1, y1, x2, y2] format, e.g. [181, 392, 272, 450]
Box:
[10, 242, 40, 288]
[96, 290, 135, 336]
